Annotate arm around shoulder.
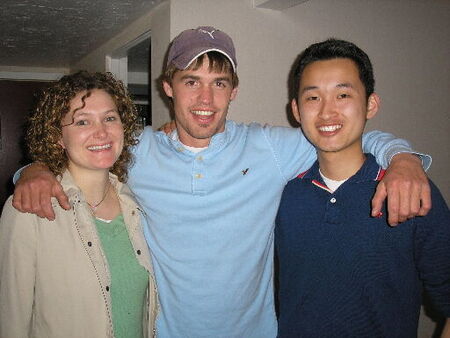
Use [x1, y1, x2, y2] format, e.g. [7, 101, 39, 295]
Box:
[361, 130, 431, 170]
[363, 130, 432, 225]
[13, 162, 69, 220]
[262, 125, 317, 180]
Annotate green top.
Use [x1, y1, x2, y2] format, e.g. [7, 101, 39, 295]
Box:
[95, 214, 149, 338]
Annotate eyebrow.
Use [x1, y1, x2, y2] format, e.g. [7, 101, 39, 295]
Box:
[180, 74, 200, 81]
[214, 76, 232, 83]
[336, 83, 354, 89]
[179, 74, 232, 83]
[72, 109, 118, 117]
[301, 82, 355, 94]
[300, 86, 318, 94]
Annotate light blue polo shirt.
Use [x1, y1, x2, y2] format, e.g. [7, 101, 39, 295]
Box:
[127, 120, 420, 338]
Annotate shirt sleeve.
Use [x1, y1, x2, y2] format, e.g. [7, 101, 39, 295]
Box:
[414, 181, 450, 317]
[261, 125, 317, 182]
[262, 126, 432, 182]
[362, 130, 432, 170]
[131, 126, 154, 157]
[0, 197, 37, 337]
[12, 164, 30, 184]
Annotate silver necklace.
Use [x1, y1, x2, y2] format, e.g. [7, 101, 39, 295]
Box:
[87, 182, 111, 211]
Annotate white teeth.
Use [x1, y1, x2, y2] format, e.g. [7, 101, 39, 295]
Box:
[191, 110, 214, 116]
[88, 144, 112, 151]
[318, 125, 342, 132]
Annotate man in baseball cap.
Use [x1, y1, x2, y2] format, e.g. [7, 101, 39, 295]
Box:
[161, 26, 239, 148]
[13, 25, 432, 337]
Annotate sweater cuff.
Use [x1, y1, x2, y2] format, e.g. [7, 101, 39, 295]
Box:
[388, 150, 432, 171]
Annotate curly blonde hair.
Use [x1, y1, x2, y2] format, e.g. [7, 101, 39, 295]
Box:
[26, 71, 139, 182]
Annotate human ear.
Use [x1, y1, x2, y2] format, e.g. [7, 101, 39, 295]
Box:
[58, 138, 66, 149]
[162, 81, 174, 98]
[291, 98, 301, 124]
[230, 87, 238, 101]
[366, 93, 380, 120]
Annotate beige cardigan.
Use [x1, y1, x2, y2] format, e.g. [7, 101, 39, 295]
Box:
[0, 171, 158, 338]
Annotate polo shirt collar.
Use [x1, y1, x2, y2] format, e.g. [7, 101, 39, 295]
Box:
[299, 154, 384, 184]
[168, 120, 234, 154]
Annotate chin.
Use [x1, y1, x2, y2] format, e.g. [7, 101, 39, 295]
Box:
[91, 160, 116, 170]
[317, 144, 345, 153]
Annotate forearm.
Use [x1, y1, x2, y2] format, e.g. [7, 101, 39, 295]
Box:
[362, 130, 431, 170]
[13, 162, 51, 184]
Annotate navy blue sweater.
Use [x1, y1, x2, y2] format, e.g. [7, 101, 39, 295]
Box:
[275, 155, 450, 337]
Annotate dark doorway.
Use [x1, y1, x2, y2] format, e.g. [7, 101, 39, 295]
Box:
[0, 80, 51, 209]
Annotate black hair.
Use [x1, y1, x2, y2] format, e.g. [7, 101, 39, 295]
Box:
[292, 38, 374, 101]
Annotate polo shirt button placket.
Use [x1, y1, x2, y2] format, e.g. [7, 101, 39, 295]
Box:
[325, 196, 340, 224]
[192, 154, 206, 195]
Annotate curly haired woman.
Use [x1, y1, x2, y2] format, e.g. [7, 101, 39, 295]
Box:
[0, 71, 158, 338]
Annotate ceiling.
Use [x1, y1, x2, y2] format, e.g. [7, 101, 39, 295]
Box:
[0, 0, 162, 71]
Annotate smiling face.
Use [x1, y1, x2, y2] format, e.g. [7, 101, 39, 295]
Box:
[162, 56, 238, 148]
[59, 89, 124, 176]
[292, 58, 379, 157]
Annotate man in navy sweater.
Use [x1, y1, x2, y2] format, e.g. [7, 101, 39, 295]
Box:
[275, 39, 450, 337]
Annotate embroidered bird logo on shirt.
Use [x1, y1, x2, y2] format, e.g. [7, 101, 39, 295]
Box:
[242, 168, 249, 175]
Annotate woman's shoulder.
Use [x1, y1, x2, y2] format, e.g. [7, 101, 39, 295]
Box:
[1, 195, 73, 227]
[0, 196, 40, 235]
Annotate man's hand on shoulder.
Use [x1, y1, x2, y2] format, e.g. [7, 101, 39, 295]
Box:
[371, 153, 431, 226]
[12, 163, 70, 221]
[158, 120, 177, 135]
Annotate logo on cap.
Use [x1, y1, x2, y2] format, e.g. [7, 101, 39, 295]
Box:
[198, 28, 217, 40]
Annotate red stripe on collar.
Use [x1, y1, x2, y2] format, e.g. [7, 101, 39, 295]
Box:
[375, 168, 386, 181]
[312, 180, 333, 193]
[297, 170, 308, 178]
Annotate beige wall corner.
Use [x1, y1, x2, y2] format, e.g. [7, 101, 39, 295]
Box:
[149, 1, 171, 130]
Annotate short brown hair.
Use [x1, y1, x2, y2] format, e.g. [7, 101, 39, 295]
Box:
[26, 71, 139, 182]
[163, 51, 239, 88]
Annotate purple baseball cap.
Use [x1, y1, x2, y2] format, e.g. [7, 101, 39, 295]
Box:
[167, 26, 237, 72]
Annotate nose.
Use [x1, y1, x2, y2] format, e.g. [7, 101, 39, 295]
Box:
[318, 98, 337, 120]
[198, 85, 213, 105]
[93, 121, 108, 138]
